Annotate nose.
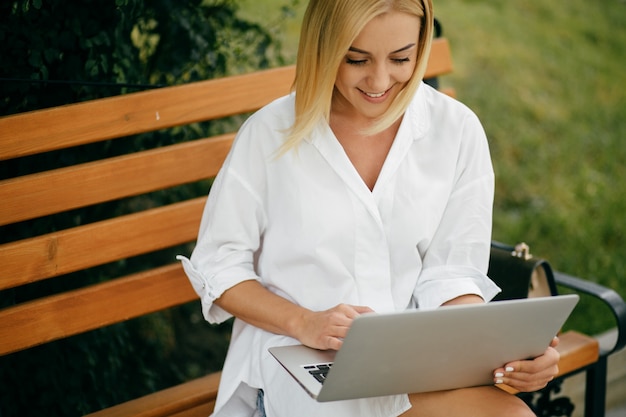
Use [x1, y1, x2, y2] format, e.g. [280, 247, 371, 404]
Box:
[366, 63, 391, 92]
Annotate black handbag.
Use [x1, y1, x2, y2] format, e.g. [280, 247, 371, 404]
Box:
[488, 241, 558, 301]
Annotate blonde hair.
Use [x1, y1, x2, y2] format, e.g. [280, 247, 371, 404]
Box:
[279, 0, 434, 154]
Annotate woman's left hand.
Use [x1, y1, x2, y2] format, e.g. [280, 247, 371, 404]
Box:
[493, 336, 560, 392]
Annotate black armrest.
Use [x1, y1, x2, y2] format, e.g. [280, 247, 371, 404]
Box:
[554, 270, 626, 356]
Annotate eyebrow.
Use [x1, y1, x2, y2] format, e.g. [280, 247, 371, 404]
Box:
[348, 43, 416, 55]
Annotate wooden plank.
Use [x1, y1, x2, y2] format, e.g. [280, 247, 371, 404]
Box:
[0, 134, 232, 226]
[440, 87, 456, 98]
[0, 39, 451, 162]
[84, 373, 220, 417]
[169, 402, 217, 417]
[0, 263, 197, 356]
[425, 38, 453, 79]
[0, 66, 295, 160]
[556, 330, 600, 376]
[0, 198, 206, 290]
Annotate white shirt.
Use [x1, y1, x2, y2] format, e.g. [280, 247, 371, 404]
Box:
[178, 83, 500, 417]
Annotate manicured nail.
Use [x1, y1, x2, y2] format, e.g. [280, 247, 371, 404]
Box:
[495, 372, 504, 378]
[506, 367, 514, 372]
[495, 379, 503, 384]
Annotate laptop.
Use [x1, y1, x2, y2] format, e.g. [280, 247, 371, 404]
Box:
[269, 294, 579, 402]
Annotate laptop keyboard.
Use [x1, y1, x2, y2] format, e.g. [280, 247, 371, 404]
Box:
[304, 363, 333, 384]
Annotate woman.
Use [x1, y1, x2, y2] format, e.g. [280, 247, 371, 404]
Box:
[178, 0, 559, 415]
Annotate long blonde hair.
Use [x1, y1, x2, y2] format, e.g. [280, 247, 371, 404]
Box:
[280, 0, 434, 154]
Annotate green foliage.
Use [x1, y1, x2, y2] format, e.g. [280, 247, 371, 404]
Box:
[0, 0, 280, 116]
[0, 301, 233, 416]
[0, 1, 296, 415]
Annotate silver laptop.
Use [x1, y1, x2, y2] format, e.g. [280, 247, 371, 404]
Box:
[269, 294, 579, 402]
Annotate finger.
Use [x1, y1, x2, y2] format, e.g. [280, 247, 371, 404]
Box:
[494, 370, 555, 392]
[328, 322, 353, 338]
[550, 336, 560, 348]
[503, 345, 560, 375]
[337, 304, 373, 319]
[352, 305, 375, 314]
[494, 359, 559, 392]
[324, 305, 374, 341]
[325, 336, 343, 351]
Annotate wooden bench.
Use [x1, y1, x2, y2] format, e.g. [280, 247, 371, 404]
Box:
[1, 36, 624, 417]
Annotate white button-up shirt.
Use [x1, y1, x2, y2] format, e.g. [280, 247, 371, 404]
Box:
[178, 83, 500, 417]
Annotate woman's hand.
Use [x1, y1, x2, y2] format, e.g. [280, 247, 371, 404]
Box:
[294, 304, 374, 351]
[493, 336, 560, 392]
[215, 281, 373, 351]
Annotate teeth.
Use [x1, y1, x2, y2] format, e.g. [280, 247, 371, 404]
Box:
[366, 91, 385, 98]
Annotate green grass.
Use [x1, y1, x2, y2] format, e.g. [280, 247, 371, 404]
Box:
[236, 0, 626, 336]
[236, 0, 306, 63]
[434, 0, 626, 335]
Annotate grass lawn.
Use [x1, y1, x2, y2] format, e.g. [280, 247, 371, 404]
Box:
[235, 0, 626, 336]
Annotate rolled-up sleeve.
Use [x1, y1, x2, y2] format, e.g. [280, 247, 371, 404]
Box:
[414, 265, 501, 309]
[177, 122, 268, 324]
[176, 254, 249, 323]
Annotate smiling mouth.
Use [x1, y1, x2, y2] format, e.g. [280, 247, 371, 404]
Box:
[360, 87, 392, 99]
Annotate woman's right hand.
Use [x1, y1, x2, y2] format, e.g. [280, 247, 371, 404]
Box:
[294, 303, 374, 351]
[214, 281, 373, 351]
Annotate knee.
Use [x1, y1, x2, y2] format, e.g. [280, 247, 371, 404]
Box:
[501, 397, 536, 417]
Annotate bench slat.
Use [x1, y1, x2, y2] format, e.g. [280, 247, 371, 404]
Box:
[0, 264, 195, 356]
[426, 37, 453, 79]
[556, 330, 599, 376]
[0, 198, 205, 290]
[0, 66, 295, 160]
[0, 135, 232, 226]
[168, 403, 217, 417]
[84, 373, 220, 417]
[0, 38, 451, 162]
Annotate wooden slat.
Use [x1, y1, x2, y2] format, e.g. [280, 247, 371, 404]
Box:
[0, 39, 451, 162]
[556, 330, 600, 376]
[0, 66, 295, 160]
[0, 198, 206, 290]
[0, 134, 232, 226]
[169, 402, 217, 417]
[0, 263, 196, 356]
[439, 87, 456, 98]
[425, 38, 453, 79]
[84, 373, 220, 417]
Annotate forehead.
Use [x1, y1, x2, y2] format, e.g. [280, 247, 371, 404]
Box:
[350, 11, 421, 52]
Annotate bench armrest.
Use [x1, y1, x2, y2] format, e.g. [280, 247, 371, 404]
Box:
[554, 270, 626, 356]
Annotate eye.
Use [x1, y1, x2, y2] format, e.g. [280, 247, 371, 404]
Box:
[345, 57, 367, 66]
[392, 57, 411, 64]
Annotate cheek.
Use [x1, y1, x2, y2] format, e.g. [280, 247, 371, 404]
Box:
[335, 66, 360, 89]
[396, 64, 417, 83]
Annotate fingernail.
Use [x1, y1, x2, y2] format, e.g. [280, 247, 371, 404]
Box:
[495, 372, 504, 378]
[506, 366, 514, 372]
[495, 379, 503, 384]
